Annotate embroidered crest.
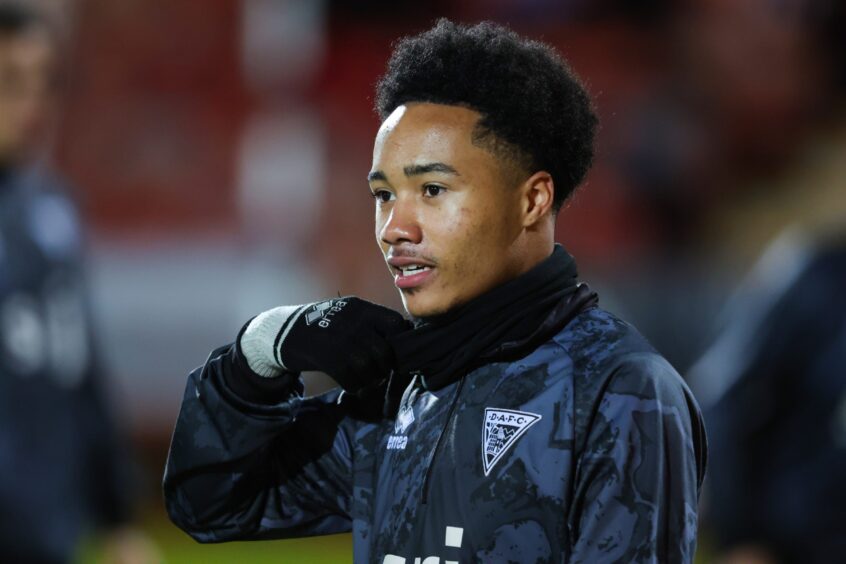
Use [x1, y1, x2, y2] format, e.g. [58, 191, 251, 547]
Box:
[482, 408, 542, 476]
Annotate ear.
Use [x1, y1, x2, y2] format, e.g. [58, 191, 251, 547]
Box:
[520, 171, 555, 228]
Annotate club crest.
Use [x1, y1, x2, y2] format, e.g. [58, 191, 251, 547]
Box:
[482, 408, 542, 476]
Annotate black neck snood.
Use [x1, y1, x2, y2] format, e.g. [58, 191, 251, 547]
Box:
[388, 244, 598, 396]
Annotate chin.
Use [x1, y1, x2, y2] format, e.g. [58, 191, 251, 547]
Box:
[401, 299, 441, 319]
[400, 291, 453, 319]
[402, 292, 446, 317]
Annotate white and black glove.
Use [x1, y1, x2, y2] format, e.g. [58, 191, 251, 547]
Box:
[239, 296, 411, 396]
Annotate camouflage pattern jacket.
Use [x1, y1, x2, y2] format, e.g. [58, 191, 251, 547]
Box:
[163, 305, 707, 563]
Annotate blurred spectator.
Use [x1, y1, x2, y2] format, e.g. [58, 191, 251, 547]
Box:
[0, 3, 156, 562]
[690, 228, 846, 563]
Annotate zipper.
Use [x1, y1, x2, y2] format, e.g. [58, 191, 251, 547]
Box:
[420, 374, 466, 505]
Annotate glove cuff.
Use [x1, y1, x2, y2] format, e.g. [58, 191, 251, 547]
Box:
[239, 305, 304, 377]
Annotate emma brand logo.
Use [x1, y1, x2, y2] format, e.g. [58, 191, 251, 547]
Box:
[386, 403, 415, 451]
[304, 299, 347, 328]
[482, 408, 542, 476]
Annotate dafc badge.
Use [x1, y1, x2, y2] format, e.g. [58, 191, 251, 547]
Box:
[482, 408, 542, 476]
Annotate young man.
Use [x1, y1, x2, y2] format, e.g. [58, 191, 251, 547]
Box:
[164, 20, 707, 562]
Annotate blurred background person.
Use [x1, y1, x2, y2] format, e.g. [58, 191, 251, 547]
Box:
[691, 228, 846, 564]
[0, 2, 157, 562]
[682, 1, 846, 561]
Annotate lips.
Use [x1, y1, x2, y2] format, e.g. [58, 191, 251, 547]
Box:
[397, 264, 432, 275]
[394, 267, 434, 289]
[387, 254, 437, 290]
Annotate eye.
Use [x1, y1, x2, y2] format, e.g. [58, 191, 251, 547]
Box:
[371, 189, 395, 203]
[423, 184, 445, 198]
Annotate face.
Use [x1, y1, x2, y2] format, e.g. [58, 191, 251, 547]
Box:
[0, 29, 55, 165]
[369, 103, 530, 318]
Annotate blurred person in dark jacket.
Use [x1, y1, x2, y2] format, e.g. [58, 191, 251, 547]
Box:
[0, 3, 157, 563]
[691, 228, 846, 564]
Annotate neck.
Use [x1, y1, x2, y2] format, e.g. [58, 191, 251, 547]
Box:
[511, 236, 555, 278]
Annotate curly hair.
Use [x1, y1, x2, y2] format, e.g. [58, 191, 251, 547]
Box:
[375, 19, 598, 212]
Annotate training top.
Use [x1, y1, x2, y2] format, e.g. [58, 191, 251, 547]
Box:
[164, 305, 707, 563]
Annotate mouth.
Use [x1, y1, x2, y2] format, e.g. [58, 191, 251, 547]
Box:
[387, 256, 437, 290]
[394, 265, 435, 289]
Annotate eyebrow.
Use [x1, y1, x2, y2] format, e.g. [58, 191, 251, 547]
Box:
[367, 162, 459, 183]
[403, 162, 459, 177]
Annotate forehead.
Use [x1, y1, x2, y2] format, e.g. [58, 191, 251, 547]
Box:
[372, 102, 484, 166]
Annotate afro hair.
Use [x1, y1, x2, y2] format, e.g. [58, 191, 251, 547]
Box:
[375, 19, 598, 212]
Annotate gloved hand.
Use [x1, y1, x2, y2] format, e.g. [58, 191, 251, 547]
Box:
[239, 296, 411, 395]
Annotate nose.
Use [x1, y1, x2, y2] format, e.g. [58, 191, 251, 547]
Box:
[379, 197, 422, 246]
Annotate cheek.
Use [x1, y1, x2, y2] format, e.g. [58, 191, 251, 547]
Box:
[374, 210, 387, 245]
[437, 206, 491, 281]
[449, 200, 517, 284]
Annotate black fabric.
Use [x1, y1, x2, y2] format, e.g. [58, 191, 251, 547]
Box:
[279, 297, 412, 396]
[389, 244, 598, 394]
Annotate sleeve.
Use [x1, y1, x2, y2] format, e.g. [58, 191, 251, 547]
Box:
[162, 341, 361, 543]
[568, 353, 707, 563]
